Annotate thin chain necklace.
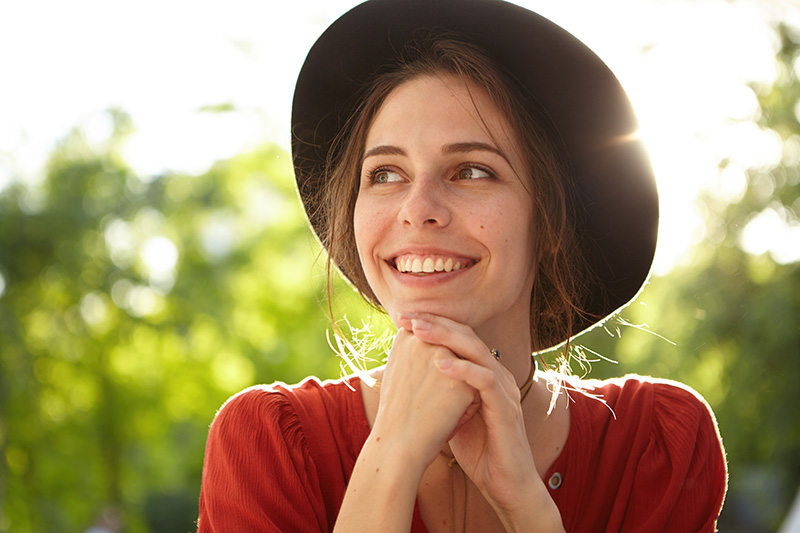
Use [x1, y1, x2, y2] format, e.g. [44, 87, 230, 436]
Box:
[439, 356, 538, 533]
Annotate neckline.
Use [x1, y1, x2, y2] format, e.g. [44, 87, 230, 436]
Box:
[347, 374, 582, 531]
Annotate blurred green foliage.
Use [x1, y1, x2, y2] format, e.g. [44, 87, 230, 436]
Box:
[0, 23, 798, 533]
[575, 24, 800, 532]
[0, 110, 381, 532]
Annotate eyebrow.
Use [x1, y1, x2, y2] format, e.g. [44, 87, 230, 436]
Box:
[443, 142, 510, 164]
[363, 145, 406, 160]
[362, 141, 510, 165]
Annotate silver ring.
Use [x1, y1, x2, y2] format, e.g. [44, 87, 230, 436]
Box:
[490, 349, 500, 360]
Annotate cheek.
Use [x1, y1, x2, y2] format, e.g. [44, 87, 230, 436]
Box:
[352, 203, 368, 259]
[498, 205, 537, 270]
[353, 200, 382, 266]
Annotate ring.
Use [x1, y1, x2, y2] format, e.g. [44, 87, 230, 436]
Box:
[491, 349, 500, 360]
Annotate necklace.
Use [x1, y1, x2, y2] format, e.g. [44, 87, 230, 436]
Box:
[439, 356, 538, 533]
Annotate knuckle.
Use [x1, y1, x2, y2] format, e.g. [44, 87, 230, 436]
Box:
[432, 345, 454, 360]
[395, 328, 413, 342]
[482, 371, 498, 389]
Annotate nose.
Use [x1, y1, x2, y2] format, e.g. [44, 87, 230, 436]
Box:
[397, 175, 451, 228]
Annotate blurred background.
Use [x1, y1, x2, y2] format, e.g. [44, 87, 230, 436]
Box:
[1, 0, 798, 531]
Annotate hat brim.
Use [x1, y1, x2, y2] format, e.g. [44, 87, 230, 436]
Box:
[292, 0, 658, 349]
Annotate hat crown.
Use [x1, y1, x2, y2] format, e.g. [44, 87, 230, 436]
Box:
[292, 0, 658, 349]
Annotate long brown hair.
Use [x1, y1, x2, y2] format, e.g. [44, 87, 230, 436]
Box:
[315, 33, 596, 354]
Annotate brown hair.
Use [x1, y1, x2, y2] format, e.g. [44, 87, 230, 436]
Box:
[315, 33, 596, 354]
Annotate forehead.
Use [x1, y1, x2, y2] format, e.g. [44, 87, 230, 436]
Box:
[366, 74, 521, 153]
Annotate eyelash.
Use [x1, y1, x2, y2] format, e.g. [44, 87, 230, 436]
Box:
[364, 163, 496, 184]
[456, 163, 495, 180]
[365, 166, 399, 184]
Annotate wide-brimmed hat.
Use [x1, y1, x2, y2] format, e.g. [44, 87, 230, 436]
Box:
[291, 0, 658, 346]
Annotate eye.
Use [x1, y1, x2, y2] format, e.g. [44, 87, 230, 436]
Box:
[373, 168, 403, 184]
[456, 165, 493, 180]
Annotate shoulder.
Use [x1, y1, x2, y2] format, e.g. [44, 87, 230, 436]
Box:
[200, 376, 366, 531]
[210, 375, 364, 438]
[572, 374, 717, 425]
[575, 373, 707, 401]
[565, 374, 728, 530]
[568, 374, 725, 459]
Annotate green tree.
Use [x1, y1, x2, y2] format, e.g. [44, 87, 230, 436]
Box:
[0, 109, 379, 532]
[2, 20, 798, 533]
[573, 23, 800, 532]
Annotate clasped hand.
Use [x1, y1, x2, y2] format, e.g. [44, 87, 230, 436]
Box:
[373, 312, 539, 516]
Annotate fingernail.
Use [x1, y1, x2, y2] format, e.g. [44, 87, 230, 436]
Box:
[411, 318, 431, 331]
[434, 358, 453, 370]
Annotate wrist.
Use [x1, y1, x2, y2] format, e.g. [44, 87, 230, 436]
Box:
[335, 432, 426, 532]
[370, 416, 442, 469]
[505, 504, 564, 533]
[490, 479, 564, 533]
[358, 429, 429, 488]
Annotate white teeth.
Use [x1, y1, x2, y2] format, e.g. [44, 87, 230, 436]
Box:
[395, 255, 470, 273]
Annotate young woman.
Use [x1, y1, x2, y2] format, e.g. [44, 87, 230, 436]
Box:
[198, 1, 727, 531]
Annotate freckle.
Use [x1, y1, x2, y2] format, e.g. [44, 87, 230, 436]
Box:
[376, 437, 380, 442]
[480, 225, 484, 229]
[376, 468, 380, 473]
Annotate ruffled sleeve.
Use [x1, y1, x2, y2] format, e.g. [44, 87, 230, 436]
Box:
[618, 380, 728, 532]
[197, 385, 329, 532]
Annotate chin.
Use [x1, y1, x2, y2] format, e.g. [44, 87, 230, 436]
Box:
[385, 299, 475, 325]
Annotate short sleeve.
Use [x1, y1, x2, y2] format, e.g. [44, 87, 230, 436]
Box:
[620, 381, 728, 532]
[197, 386, 329, 532]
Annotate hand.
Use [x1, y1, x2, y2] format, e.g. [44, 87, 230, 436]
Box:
[371, 325, 477, 470]
[398, 312, 552, 529]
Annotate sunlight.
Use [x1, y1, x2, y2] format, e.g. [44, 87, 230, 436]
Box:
[604, 0, 779, 273]
[104, 218, 136, 269]
[200, 212, 238, 260]
[79, 291, 110, 331]
[141, 236, 179, 291]
[0, 160, 11, 195]
[740, 207, 800, 264]
[122, 111, 264, 178]
[0, 0, 792, 275]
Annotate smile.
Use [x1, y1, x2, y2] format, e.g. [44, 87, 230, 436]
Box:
[393, 254, 477, 274]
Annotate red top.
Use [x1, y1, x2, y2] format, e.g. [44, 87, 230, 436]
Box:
[198, 374, 727, 532]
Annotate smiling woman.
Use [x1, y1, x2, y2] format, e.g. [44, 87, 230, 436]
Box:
[321, 37, 594, 354]
[197, 1, 727, 531]
[353, 75, 540, 361]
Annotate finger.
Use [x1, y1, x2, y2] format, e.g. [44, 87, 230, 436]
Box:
[435, 358, 520, 413]
[446, 393, 481, 442]
[397, 311, 471, 334]
[402, 313, 497, 367]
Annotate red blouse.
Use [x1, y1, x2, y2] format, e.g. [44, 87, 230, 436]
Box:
[198, 375, 727, 532]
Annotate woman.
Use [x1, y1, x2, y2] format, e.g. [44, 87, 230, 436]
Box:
[198, 1, 727, 531]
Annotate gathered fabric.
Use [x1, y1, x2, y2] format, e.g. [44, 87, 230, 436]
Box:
[197, 374, 727, 532]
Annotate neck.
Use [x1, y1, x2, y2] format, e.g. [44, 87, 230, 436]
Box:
[473, 319, 534, 389]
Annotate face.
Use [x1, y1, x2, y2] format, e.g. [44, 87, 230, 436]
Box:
[353, 75, 537, 339]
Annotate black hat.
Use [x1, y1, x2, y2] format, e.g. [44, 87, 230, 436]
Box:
[292, 0, 658, 345]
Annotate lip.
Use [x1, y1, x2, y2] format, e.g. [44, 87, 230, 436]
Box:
[382, 247, 480, 283]
[389, 247, 478, 265]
